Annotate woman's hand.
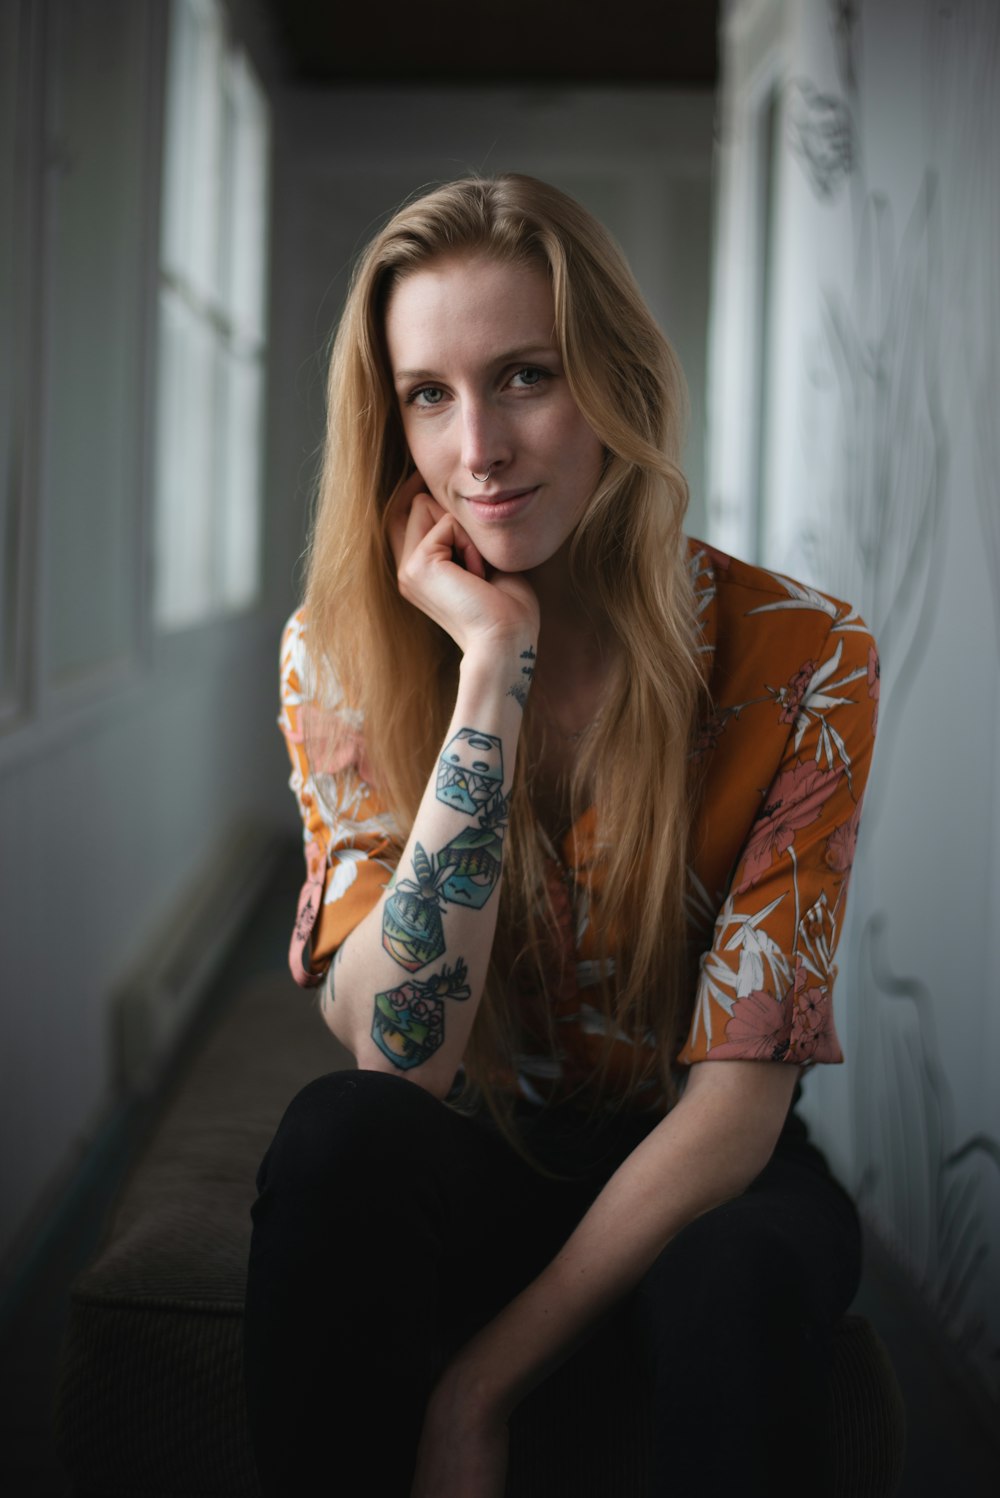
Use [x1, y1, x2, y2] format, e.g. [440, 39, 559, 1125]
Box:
[386, 472, 539, 656]
[410, 1362, 509, 1498]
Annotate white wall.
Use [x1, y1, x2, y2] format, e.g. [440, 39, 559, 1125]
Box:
[710, 0, 1000, 1401]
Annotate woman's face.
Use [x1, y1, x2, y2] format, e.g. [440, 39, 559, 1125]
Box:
[384, 254, 605, 576]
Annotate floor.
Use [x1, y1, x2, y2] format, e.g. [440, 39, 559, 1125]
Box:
[0, 850, 997, 1497]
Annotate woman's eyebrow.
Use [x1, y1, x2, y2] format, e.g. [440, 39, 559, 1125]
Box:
[393, 344, 560, 385]
[491, 343, 560, 365]
[393, 367, 440, 385]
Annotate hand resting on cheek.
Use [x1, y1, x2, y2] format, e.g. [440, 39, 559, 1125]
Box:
[386, 470, 541, 657]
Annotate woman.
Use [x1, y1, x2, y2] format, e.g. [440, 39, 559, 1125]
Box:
[244, 175, 877, 1497]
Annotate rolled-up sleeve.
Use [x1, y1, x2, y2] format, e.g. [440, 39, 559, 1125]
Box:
[678, 613, 879, 1067]
[279, 611, 399, 987]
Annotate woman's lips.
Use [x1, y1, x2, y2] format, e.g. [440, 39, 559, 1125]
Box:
[464, 486, 538, 521]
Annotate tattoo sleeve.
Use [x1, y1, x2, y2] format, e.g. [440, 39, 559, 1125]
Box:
[372, 713, 515, 1069]
[436, 728, 504, 814]
[439, 788, 508, 908]
[381, 842, 450, 971]
[371, 958, 472, 1070]
[381, 780, 511, 974]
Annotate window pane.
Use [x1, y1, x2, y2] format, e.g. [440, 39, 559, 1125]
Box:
[0, 1, 23, 709]
[225, 52, 270, 343]
[160, 0, 223, 303]
[217, 349, 263, 611]
[153, 286, 217, 628]
[154, 0, 269, 630]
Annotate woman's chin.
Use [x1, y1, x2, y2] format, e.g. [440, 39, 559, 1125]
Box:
[476, 537, 565, 579]
[482, 553, 544, 580]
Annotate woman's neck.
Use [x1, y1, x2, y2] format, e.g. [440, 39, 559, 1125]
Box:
[525, 550, 614, 667]
[524, 553, 620, 769]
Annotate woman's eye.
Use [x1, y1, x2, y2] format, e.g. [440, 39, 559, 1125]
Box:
[409, 386, 445, 407]
[511, 367, 546, 389]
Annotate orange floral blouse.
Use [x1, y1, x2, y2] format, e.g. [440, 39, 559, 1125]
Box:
[278, 540, 879, 1112]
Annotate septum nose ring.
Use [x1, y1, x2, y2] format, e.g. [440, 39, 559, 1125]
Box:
[471, 463, 494, 484]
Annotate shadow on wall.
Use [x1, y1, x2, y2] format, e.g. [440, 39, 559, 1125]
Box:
[857, 915, 1000, 1394]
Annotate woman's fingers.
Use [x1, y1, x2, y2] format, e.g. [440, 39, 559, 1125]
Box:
[386, 477, 538, 648]
[386, 472, 487, 583]
[454, 531, 487, 580]
[397, 510, 472, 594]
[385, 470, 436, 569]
[396, 514, 533, 648]
[386, 473, 487, 581]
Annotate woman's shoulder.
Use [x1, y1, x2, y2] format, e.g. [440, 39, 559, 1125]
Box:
[279, 606, 381, 790]
[686, 537, 865, 624]
[685, 536, 876, 685]
[280, 606, 353, 716]
[683, 540, 880, 978]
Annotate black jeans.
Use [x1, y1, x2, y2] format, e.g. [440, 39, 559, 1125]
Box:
[243, 1070, 861, 1497]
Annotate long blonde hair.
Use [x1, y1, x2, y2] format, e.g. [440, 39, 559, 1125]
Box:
[305, 174, 705, 1115]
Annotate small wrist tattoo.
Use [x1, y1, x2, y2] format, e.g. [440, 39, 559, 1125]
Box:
[507, 647, 536, 710]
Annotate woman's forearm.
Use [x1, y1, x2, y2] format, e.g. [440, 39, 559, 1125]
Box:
[444, 1059, 800, 1415]
[321, 636, 536, 1098]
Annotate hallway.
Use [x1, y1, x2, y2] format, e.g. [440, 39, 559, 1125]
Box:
[3, 0, 999, 1489]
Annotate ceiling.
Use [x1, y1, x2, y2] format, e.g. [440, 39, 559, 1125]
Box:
[263, 0, 719, 87]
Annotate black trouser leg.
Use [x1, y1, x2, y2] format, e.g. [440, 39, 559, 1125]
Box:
[242, 1071, 625, 1497]
[628, 1124, 862, 1498]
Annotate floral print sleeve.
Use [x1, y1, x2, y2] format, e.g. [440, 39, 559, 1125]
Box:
[279, 610, 400, 987]
[677, 555, 879, 1068]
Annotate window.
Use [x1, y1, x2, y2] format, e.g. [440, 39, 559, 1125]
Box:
[154, 0, 270, 630]
[0, 1, 28, 719]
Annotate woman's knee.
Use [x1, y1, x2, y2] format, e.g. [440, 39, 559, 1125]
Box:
[640, 1162, 859, 1326]
[633, 1198, 826, 1371]
[631, 1186, 859, 1403]
[256, 1068, 452, 1206]
[649, 1201, 785, 1304]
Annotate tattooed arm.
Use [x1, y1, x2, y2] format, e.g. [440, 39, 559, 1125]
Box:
[317, 479, 538, 1098]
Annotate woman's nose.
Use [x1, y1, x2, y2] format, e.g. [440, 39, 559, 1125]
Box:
[460, 398, 511, 481]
